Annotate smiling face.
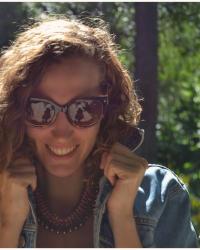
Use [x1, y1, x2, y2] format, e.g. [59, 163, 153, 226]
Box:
[26, 57, 104, 178]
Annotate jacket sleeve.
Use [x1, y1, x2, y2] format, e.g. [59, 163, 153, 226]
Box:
[153, 176, 198, 247]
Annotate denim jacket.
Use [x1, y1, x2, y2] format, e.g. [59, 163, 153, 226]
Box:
[19, 164, 198, 248]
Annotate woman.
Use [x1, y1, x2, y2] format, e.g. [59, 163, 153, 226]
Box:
[0, 17, 198, 248]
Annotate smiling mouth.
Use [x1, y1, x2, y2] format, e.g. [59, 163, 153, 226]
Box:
[46, 144, 78, 157]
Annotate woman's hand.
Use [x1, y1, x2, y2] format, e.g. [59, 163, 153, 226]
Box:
[100, 142, 148, 247]
[100, 142, 148, 217]
[0, 156, 37, 233]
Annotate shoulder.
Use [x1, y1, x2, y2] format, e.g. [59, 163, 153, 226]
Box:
[143, 164, 187, 195]
[135, 165, 198, 248]
[134, 164, 189, 216]
[142, 164, 186, 196]
[133, 165, 198, 248]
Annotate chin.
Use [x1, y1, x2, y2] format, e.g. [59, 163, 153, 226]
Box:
[44, 163, 81, 178]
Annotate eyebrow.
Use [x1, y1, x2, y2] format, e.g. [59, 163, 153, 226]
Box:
[78, 86, 103, 97]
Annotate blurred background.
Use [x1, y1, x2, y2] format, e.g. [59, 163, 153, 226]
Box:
[0, 1, 199, 240]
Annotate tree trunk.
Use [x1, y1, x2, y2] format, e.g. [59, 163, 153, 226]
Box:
[134, 3, 158, 162]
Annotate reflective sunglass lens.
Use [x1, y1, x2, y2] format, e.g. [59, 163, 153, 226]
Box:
[68, 99, 103, 127]
[27, 101, 55, 126]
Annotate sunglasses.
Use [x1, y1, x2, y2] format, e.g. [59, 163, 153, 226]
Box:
[25, 95, 108, 128]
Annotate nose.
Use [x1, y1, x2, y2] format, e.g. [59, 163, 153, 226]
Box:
[51, 111, 74, 139]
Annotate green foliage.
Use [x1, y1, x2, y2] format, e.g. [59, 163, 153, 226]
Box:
[157, 3, 200, 238]
[0, 3, 33, 47]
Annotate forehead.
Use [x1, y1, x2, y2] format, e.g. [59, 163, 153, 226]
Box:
[32, 57, 104, 103]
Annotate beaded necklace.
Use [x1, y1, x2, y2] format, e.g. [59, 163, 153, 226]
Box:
[35, 177, 100, 235]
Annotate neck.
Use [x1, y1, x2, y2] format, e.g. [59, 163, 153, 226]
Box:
[36, 164, 85, 216]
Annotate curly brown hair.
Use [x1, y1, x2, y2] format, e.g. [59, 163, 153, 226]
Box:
[0, 16, 142, 176]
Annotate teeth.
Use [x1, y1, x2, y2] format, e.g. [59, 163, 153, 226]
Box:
[48, 145, 77, 156]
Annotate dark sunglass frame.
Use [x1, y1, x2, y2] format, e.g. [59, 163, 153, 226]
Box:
[26, 95, 109, 128]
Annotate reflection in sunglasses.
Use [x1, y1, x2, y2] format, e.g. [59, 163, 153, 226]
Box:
[70, 101, 93, 122]
[30, 102, 55, 124]
[26, 95, 108, 127]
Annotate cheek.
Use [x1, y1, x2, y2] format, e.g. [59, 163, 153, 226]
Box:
[82, 123, 100, 150]
[26, 126, 48, 146]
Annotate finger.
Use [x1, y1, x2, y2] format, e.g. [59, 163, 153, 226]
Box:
[110, 159, 142, 173]
[101, 148, 134, 170]
[103, 156, 118, 186]
[111, 152, 136, 167]
[7, 166, 36, 176]
[9, 173, 37, 191]
[8, 163, 36, 171]
[100, 152, 109, 170]
[9, 167, 36, 175]
[103, 157, 147, 187]
[12, 157, 33, 165]
[104, 165, 117, 186]
[111, 143, 148, 167]
[101, 149, 148, 171]
[102, 153, 130, 185]
[110, 150, 149, 169]
[9, 158, 34, 168]
[110, 155, 148, 171]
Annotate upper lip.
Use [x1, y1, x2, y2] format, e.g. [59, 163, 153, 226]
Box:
[46, 145, 79, 157]
[47, 144, 78, 149]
